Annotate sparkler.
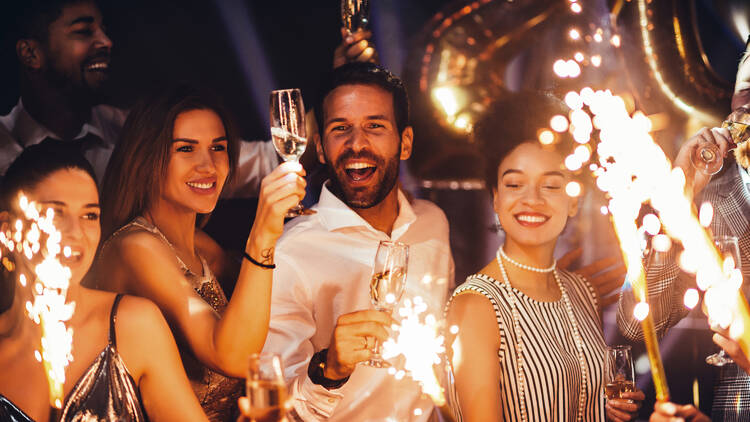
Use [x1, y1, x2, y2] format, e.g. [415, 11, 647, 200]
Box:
[0, 193, 74, 409]
[381, 296, 456, 422]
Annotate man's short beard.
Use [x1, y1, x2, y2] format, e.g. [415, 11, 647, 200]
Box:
[325, 148, 401, 209]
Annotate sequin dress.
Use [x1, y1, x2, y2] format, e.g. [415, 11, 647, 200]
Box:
[104, 217, 243, 421]
[0, 294, 147, 422]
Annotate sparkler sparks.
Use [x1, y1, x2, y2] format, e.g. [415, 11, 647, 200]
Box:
[382, 296, 447, 406]
[1, 193, 74, 409]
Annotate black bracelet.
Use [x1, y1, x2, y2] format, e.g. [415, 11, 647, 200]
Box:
[243, 251, 276, 269]
[308, 348, 349, 390]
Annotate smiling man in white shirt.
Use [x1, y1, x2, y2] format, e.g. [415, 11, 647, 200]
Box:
[263, 62, 454, 421]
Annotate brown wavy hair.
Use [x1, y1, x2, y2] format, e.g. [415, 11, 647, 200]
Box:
[101, 83, 239, 238]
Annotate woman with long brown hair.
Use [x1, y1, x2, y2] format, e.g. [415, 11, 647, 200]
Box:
[95, 84, 305, 420]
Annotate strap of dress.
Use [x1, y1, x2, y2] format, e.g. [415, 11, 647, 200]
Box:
[109, 294, 124, 348]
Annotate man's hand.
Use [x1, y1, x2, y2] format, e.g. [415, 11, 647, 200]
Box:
[325, 309, 395, 380]
[558, 247, 626, 309]
[673, 127, 734, 196]
[650, 401, 710, 422]
[712, 329, 750, 375]
[606, 389, 645, 422]
[333, 28, 378, 68]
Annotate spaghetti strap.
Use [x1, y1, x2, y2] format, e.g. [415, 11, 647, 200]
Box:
[108, 294, 124, 347]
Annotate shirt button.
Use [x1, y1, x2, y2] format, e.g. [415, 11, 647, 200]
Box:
[328, 398, 335, 404]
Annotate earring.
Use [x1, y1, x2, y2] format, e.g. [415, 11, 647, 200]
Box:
[493, 213, 503, 232]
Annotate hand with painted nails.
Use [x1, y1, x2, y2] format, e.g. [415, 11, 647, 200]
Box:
[333, 28, 379, 68]
[606, 389, 645, 422]
[650, 401, 710, 422]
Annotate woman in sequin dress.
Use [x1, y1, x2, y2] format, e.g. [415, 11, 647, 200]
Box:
[0, 141, 207, 421]
[445, 93, 644, 422]
[95, 84, 305, 421]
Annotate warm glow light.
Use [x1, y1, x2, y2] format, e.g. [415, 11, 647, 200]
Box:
[550, 115, 569, 132]
[574, 52, 584, 62]
[570, 2, 582, 13]
[652, 234, 672, 252]
[553, 59, 568, 77]
[0, 193, 75, 408]
[574, 144, 591, 162]
[565, 91, 583, 110]
[382, 296, 447, 406]
[699, 202, 714, 228]
[569, 28, 581, 40]
[594, 32, 603, 43]
[591, 55, 602, 67]
[566, 60, 581, 78]
[684, 288, 699, 309]
[642, 214, 661, 235]
[565, 155, 583, 171]
[611, 35, 621, 47]
[634, 301, 650, 321]
[566, 181, 582, 197]
[538, 129, 555, 145]
[601, 206, 609, 215]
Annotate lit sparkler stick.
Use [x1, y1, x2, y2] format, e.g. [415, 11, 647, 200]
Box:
[0, 193, 74, 409]
[381, 296, 456, 421]
[572, 89, 676, 399]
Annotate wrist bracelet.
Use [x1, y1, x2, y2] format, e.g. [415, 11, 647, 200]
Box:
[243, 251, 276, 269]
[308, 348, 349, 390]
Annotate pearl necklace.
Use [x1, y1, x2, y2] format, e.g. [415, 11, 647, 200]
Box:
[496, 247, 588, 422]
[497, 246, 556, 273]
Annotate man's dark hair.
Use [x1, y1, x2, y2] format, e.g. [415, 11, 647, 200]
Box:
[314, 62, 410, 135]
[474, 91, 574, 191]
[0, 138, 98, 211]
[13, 0, 95, 43]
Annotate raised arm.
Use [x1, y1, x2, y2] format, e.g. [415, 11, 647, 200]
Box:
[446, 293, 503, 422]
[104, 162, 305, 378]
[616, 249, 693, 341]
[116, 296, 208, 422]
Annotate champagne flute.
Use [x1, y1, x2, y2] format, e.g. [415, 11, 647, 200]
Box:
[706, 235, 743, 366]
[341, 0, 370, 34]
[270, 88, 312, 217]
[246, 353, 289, 422]
[366, 240, 409, 367]
[691, 110, 750, 175]
[604, 345, 636, 400]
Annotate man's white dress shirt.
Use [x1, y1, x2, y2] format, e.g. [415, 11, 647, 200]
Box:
[264, 183, 454, 421]
[0, 99, 277, 197]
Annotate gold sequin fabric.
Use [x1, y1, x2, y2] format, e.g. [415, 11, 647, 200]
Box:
[104, 218, 243, 421]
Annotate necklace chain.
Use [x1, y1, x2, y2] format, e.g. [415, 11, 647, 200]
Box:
[496, 247, 587, 422]
[498, 246, 556, 273]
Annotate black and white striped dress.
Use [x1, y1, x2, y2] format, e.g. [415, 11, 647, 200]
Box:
[448, 270, 606, 421]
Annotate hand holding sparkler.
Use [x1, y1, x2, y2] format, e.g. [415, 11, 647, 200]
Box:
[650, 402, 710, 422]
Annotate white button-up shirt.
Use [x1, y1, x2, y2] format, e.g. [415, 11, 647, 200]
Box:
[0, 98, 277, 197]
[264, 183, 454, 421]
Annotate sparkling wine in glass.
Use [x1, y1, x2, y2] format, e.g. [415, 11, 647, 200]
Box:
[366, 240, 408, 368]
[246, 353, 289, 422]
[706, 235, 743, 366]
[270, 88, 312, 217]
[341, 0, 370, 34]
[691, 109, 750, 175]
[604, 345, 636, 400]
